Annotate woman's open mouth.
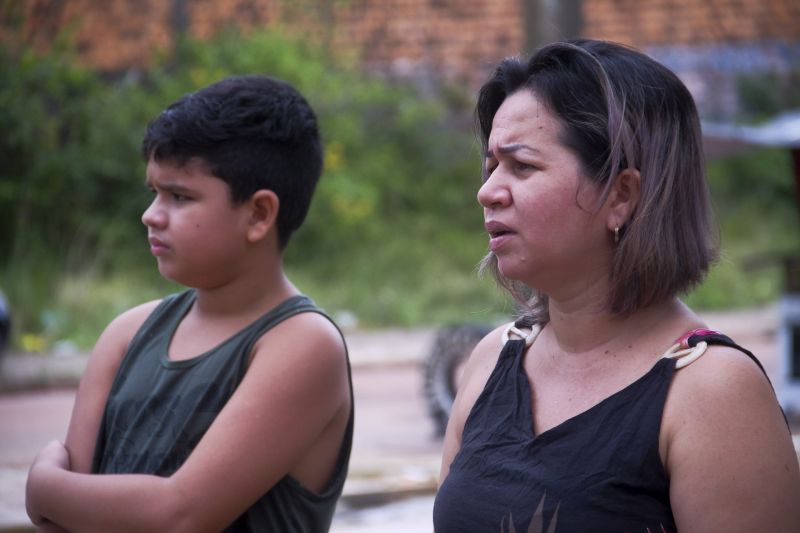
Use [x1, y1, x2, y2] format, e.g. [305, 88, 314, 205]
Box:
[485, 221, 514, 251]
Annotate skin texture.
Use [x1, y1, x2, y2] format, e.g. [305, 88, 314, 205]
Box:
[25, 158, 352, 533]
[439, 90, 800, 532]
[479, 91, 612, 297]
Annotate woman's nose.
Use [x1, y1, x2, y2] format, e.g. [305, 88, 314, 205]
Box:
[477, 174, 511, 209]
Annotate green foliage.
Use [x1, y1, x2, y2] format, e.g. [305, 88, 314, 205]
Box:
[1, 28, 507, 347]
[0, 42, 155, 339]
[684, 148, 800, 310]
[150, 29, 504, 326]
[736, 69, 800, 120]
[705, 147, 796, 211]
[2, 28, 797, 351]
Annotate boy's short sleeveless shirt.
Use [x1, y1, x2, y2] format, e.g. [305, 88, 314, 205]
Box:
[92, 290, 353, 532]
[433, 331, 770, 533]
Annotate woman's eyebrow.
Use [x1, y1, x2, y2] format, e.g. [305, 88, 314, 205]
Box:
[485, 143, 541, 158]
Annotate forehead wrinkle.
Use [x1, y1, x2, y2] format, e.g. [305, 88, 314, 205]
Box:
[488, 91, 558, 151]
[485, 143, 541, 159]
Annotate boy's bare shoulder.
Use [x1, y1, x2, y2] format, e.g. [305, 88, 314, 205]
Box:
[115, 299, 164, 324]
[243, 309, 350, 411]
[88, 299, 164, 366]
[101, 299, 163, 344]
[252, 309, 346, 367]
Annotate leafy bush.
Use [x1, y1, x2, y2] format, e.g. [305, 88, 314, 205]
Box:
[685, 148, 799, 310]
[1, 28, 796, 350]
[736, 69, 800, 121]
[0, 40, 157, 342]
[0, 29, 507, 347]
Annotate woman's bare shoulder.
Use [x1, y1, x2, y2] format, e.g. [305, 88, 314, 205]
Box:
[663, 342, 784, 442]
[449, 323, 515, 425]
[438, 322, 513, 482]
[663, 343, 800, 530]
[667, 342, 778, 412]
[462, 323, 510, 382]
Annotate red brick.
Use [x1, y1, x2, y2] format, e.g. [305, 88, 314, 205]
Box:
[1, 0, 797, 86]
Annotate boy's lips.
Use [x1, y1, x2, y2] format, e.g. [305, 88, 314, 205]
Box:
[148, 236, 169, 255]
[484, 220, 515, 252]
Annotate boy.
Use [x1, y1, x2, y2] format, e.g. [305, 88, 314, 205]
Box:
[26, 75, 353, 533]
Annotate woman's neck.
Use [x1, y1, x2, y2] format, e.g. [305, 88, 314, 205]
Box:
[545, 296, 694, 356]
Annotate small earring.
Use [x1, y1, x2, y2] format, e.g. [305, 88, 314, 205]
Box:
[614, 226, 620, 244]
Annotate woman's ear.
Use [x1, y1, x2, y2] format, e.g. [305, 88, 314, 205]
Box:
[606, 168, 641, 231]
[246, 189, 279, 243]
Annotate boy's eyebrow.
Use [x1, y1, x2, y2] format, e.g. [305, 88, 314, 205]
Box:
[144, 178, 194, 195]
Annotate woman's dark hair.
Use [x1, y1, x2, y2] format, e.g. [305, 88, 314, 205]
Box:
[476, 39, 717, 323]
[141, 75, 323, 249]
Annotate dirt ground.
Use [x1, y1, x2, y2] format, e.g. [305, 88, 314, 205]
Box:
[2, 306, 799, 532]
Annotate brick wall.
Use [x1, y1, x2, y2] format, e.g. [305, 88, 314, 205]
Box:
[1, 0, 173, 70]
[2, 0, 798, 114]
[0, 0, 524, 86]
[584, 0, 800, 45]
[6, 0, 798, 77]
[581, 0, 800, 118]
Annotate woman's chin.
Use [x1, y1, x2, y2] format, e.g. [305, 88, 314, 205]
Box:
[496, 261, 528, 284]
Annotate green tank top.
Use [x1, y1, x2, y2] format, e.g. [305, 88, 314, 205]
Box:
[92, 289, 353, 532]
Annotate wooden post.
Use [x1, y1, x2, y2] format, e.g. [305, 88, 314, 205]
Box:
[521, 0, 584, 54]
[792, 147, 800, 224]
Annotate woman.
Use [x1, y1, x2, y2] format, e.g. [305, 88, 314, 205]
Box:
[433, 39, 800, 532]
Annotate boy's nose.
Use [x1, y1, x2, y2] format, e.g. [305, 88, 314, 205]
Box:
[141, 200, 166, 228]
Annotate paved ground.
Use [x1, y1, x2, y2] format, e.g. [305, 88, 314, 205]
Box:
[0, 327, 442, 532]
[2, 306, 799, 532]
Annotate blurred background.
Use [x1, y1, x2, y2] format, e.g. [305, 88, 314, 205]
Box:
[1, 0, 799, 531]
[1, 0, 799, 342]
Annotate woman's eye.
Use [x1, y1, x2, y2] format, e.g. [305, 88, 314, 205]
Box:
[515, 161, 535, 173]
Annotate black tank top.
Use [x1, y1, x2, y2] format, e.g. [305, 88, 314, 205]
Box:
[433, 330, 771, 533]
[92, 290, 353, 532]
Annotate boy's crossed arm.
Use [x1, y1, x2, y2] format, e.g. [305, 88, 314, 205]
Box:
[26, 311, 349, 533]
[66, 300, 163, 474]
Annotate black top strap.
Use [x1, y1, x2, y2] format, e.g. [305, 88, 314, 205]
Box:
[688, 331, 788, 428]
[686, 331, 769, 381]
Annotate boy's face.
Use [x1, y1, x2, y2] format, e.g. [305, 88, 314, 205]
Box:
[142, 157, 251, 288]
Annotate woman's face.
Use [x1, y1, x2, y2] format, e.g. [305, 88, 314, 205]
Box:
[477, 90, 611, 298]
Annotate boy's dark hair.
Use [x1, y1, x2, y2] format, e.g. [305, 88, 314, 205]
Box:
[141, 75, 323, 249]
[476, 39, 717, 324]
